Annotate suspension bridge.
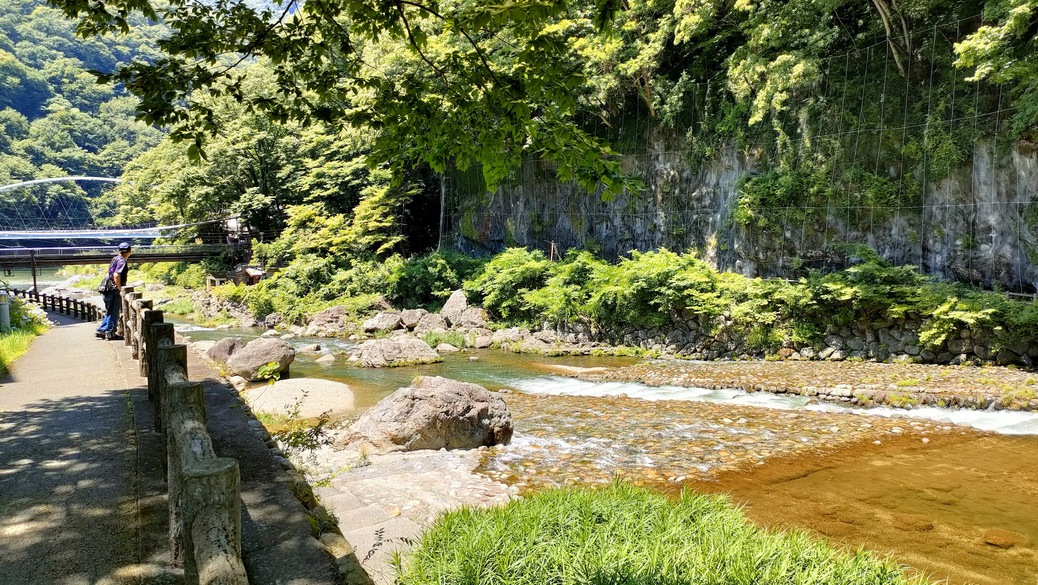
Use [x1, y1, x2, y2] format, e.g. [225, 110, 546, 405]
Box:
[1, 176, 246, 289]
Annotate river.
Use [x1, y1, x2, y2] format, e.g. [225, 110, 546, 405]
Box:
[175, 320, 1038, 584]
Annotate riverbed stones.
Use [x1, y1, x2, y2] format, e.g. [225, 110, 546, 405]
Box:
[247, 378, 355, 420]
[363, 311, 403, 333]
[349, 337, 441, 367]
[457, 307, 488, 329]
[226, 337, 296, 381]
[335, 376, 513, 453]
[439, 290, 468, 327]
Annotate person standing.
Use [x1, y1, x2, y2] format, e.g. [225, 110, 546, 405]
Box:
[95, 242, 131, 340]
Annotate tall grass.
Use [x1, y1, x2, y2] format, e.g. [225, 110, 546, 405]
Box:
[0, 327, 44, 377]
[396, 482, 930, 585]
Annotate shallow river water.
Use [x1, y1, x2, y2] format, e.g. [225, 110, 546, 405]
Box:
[178, 322, 1038, 584]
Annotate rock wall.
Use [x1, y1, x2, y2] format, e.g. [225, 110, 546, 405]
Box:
[450, 139, 1038, 291]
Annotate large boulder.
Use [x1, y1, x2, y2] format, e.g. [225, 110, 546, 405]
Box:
[413, 313, 449, 335]
[245, 378, 355, 420]
[400, 308, 429, 330]
[457, 307, 488, 329]
[439, 290, 468, 327]
[207, 337, 245, 364]
[362, 311, 403, 333]
[336, 376, 512, 453]
[348, 337, 441, 368]
[226, 338, 296, 381]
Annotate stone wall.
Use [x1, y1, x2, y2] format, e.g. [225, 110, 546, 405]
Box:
[450, 139, 1038, 291]
[541, 314, 1037, 368]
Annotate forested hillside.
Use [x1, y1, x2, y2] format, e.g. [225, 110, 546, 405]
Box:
[0, 0, 165, 229]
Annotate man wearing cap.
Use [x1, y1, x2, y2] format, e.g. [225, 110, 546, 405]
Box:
[96, 242, 132, 340]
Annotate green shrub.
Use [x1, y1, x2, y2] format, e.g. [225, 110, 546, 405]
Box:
[173, 263, 208, 289]
[465, 248, 552, 322]
[391, 251, 486, 310]
[421, 331, 467, 348]
[397, 482, 925, 585]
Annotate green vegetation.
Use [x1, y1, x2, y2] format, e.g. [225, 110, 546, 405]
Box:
[0, 296, 51, 376]
[462, 246, 1038, 354]
[421, 331, 467, 349]
[0, 0, 165, 230]
[396, 482, 927, 585]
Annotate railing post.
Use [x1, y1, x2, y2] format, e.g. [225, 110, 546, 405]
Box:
[165, 378, 206, 568]
[183, 458, 245, 585]
[134, 300, 154, 373]
[118, 286, 135, 339]
[149, 322, 175, 431]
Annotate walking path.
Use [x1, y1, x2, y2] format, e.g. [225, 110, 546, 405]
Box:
[0, 314, 339, 584]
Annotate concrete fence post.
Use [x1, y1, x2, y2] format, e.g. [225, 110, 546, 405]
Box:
[132, 298, 154, 364]
[119, 286, 135, 338]
[183, 458, 246, 585]
[166, 379, 207, 568]
[148, 322, 176, 432]
[124, 291, 143, 347]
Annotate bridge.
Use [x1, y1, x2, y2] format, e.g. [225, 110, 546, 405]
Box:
[0, 244, 238, 269]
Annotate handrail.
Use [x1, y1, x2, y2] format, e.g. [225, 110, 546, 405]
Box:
[123, 289, 247, 585]
[2, 288, 99, 322]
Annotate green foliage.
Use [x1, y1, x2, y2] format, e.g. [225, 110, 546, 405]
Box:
[396, 482, 924, 585]
[465, 248, 553, 322]
[256, 361, 282, 385]
[391, 251, 486, 310]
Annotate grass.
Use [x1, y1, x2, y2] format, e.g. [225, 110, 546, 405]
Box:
[0, 326, 45, 377]
[421, 331, 467, 348]
[395, 482, 929, 585]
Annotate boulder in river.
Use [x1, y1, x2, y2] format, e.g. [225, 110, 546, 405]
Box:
[439, 290, 468, 327]
[362, 311, 403, 333]
[246, 378, 354, 420]
[400, 308, 429, 330]
[207, 337, 246, 364]
[348, 337, 441, 368]
[226, 337, 296, 381]
[335, 376, 512, 453]
[413, 313, 449, 335]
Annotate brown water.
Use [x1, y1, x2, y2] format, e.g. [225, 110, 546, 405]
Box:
[688, 432, 1038, 585]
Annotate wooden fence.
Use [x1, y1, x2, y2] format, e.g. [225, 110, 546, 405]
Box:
[122, 286, 248, 585]
[3, 289, 100, 321]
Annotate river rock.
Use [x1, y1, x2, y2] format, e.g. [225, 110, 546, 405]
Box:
[226, 338, 296, 381]
[457, 307, 488, 329]
[400, 308, 429, 330]
[315, 353, 336, 364]
[363, 311, 403, 333]
[246, 378, 355, 420]
[413, 313, 449, 335]
[349, 337, 441, 367]
[491, 327, 523, 344]
[306, 305, 349, 336]
[439, 290, 468, 327]
[436, 343, 460, 353]
[207, 337, 246, 364]
[335, 376, 512, 453]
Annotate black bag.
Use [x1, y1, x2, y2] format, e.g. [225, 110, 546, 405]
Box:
[97, 275, 117, 294]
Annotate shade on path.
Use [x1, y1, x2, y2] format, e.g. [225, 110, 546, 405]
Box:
[0, 313, 342, 585]
[0, 314, 173, 584]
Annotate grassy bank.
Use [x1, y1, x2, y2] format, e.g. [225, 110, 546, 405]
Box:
[396, 482, 928, 585]
[0, 326, 46, 377]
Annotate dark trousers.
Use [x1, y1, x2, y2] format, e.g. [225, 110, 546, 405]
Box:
[100, 290, 120, 333]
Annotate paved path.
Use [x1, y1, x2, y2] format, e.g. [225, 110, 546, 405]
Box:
[0, 314, 340, 585]
[0, 314, 171, 585]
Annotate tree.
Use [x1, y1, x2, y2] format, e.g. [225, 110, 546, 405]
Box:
[47, 0, 632, 196]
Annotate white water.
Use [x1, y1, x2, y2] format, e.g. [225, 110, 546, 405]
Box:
[510, 375, 1038, 436]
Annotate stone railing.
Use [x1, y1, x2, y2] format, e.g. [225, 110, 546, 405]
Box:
[123, 287, 248, 585]
[4, 288, 100, 321]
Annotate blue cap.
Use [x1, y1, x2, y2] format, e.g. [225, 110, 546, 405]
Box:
[118, 242, 132, 251]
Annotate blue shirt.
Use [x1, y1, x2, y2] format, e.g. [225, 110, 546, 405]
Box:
[109, 254, 128, 285]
